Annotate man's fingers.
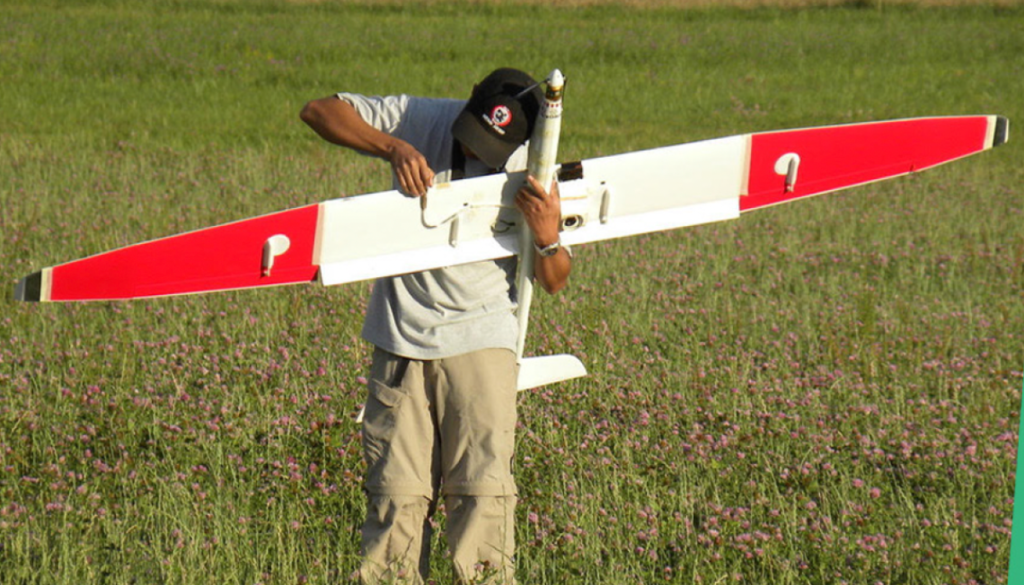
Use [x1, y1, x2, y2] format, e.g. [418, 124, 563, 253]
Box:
[389, 141, 434, 197]
[514, 191, 534, 212]
[522, 175, 558, 200]
[525, 175, 545, 198]
[420, 165, 435, 192]
[397, 160, 434, 197]
[397, 167, 416, 196]
[520, 177, 557, 203]
[407, 169, 425, 197]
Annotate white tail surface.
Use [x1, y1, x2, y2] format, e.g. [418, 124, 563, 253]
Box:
[517, 354, 587, 391]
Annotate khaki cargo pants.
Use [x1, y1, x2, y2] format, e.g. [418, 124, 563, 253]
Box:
[359, 347, 518, 585]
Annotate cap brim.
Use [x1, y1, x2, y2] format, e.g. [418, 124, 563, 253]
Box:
[451, 109, 518, 170]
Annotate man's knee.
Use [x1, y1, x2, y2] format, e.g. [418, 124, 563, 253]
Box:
[446, 495, 517, 584]
[361, 494, 436, 585]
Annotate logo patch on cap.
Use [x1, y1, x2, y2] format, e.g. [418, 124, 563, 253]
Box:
[483, 105, 513, 135]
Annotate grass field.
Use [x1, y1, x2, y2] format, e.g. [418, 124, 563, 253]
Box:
[2, 0, 1023, 583]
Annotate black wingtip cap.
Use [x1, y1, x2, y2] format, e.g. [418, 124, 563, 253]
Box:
[994, 116, 1009, 148]
[14, 271, 42, 302]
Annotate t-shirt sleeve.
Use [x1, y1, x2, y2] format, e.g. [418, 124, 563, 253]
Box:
[335, 92, 410, 135]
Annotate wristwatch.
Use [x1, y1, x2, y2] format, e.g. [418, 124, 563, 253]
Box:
[534, 239, 562, 258]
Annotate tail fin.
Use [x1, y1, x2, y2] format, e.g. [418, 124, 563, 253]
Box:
[517, 354, 587, 390]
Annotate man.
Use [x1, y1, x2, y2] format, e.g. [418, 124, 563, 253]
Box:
[300, 68, 571, 584]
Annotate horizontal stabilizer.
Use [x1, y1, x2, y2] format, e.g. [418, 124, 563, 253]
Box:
[517, 354, 588, 391]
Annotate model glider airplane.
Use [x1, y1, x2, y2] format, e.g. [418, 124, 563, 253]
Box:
[13, 69, 1010, 392]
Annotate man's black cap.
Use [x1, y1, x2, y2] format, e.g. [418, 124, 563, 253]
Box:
[451, 68, 544, 170]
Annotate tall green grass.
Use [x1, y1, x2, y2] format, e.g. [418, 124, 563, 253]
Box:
[2, 1, 1022, 583]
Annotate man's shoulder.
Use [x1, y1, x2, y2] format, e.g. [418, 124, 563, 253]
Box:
[335, 93, 465, 144]
[404, 96, 467, 120]
[339, 93, 463, 112]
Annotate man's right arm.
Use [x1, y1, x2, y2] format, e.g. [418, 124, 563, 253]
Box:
[299, 96, 435, 196]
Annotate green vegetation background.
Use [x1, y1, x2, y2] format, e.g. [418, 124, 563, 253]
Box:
[1, 1, 1022, 583]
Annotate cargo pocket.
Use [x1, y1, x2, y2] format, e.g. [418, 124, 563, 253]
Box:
[362, 379, 407, 468]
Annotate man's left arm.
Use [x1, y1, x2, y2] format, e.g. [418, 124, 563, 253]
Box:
[515, 175, 571, 294]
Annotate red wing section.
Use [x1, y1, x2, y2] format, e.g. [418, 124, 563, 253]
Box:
[742, 117, 996, 212]
[46, 204, 321, 301]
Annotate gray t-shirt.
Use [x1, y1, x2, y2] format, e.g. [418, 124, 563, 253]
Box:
[337, 92, 528, 359]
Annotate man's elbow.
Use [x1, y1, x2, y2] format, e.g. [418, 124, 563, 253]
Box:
[299, 100, 322, 127]
[300, 96, 343, 127]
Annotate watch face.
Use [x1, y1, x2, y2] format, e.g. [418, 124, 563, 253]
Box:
[537, 241, 561, 257]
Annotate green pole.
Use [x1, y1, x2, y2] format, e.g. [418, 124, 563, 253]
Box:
[1009, 379, 1024, 583]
